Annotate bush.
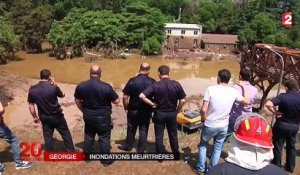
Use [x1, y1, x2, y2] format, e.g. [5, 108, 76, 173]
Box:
[141, 36, 161, 55]
[141, 40, 150, 55]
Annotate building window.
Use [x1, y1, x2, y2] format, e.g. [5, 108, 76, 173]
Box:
[181, 30, 185, 35]
[194, 30, 198, 35]
[167, 29, 172, 34]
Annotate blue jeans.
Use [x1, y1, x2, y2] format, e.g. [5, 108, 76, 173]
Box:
[0, 123, 20, 164]
[196, 125, 227, 172]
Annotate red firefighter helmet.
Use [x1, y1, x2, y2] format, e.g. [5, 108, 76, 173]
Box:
[233, 113, 273, 148]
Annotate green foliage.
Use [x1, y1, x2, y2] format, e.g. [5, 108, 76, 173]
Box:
[145, 0, 190, 18]
[141, 40, 150, 55]
[274, 32, 288, 46]
[238, 27, 256, 46]
[5, 0, 53, 52]
[264, 35, 276, 44]
[238, 13, 277, 46]
[248, 13, 277, 39]
[0, 17, 19, 63]
[47, 2, 167, 56]
[1, 0, 300, 55]
[141, 36, 161, 55]
[287, 26, 300, 48]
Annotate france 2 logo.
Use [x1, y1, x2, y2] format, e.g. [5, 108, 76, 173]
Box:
[282, 12, 292, 27]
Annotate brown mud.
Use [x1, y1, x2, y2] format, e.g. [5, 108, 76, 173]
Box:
[0, 52, 298, 175]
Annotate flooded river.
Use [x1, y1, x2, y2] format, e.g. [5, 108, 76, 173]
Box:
[1, 52, 240, 95]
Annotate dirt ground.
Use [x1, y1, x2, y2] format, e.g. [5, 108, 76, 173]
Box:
[0, 70, 299, 175]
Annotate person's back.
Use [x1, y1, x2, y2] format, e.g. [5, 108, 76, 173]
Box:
[28, 81, 63, 115]
[204, 85, 244, 128]
[275, 90, 300, 123]
[140, 65, 186, 154]
[75, 78, 116, 114]
[150, 78, 184, 111]
[206, 162, 286, 175]
[125, 74, 155, 110]
[74, 65, 119, 166]
[28, 69, 75, 152]
[229, 83, 257, 119]
[266, 79, 300, 173]
[195, 69, 248, 173]
[119, 63, 155, 153]
[229, 68, 258, 124]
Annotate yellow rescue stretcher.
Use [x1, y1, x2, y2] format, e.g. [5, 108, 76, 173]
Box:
[177, 110, 203, 130]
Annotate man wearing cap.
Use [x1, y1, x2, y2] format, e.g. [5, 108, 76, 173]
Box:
[139, 65, 186, 155]
[74, 65, 120, 166]
[266, 79, 300, 173]
[118, 63, 155, 153]
[206, 113, 286, 175]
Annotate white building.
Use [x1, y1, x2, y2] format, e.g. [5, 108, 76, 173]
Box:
[164, 23, 202, 49]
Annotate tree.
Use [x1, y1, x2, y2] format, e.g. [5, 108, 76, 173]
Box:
[238, 13, 276, 46]
[47, 11, 88, 59]
[141, 36, 161, 55]
[141, 40, 150, 55]
[0, 17, 19, 64]
[24, 6, 53, 52]
[144, 0, 190, 19]
[238, 27, 256, 46]
[274, 32, 288, 46]
[181, 0, 236, 33]
[6, 0, 53, 52]
[287, 26, 300, 48]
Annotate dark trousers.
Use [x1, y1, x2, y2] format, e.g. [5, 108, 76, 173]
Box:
[272, 121, 299, 172]
[124, 110, 151, 153]
[84, 115, 111, 164]
[153, 111, 178, 153]
[40, 113, 75, 152]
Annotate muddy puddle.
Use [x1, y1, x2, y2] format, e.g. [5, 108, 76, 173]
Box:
[1, 52, 240, 95]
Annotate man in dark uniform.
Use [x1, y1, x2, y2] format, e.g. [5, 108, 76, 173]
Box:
[74, 65, 120, 166]
[28, 69, 75, 152]
[118, 63, 155, 153]
[139, 65, 186, 154]
[266, 79, 300, 173]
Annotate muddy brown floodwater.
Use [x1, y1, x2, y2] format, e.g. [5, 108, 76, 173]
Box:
[1, 51, 240, 95]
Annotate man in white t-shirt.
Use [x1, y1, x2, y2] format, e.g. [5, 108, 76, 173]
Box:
[195, 69, 250, 174]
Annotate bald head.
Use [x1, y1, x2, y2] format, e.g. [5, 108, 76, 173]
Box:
[90, 65, 101, 78]
[139, 62, 150, 74]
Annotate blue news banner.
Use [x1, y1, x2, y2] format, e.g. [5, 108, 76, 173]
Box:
[85, 153, 180, 161]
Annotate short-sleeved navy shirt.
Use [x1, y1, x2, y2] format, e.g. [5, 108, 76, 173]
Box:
[74, 78, 119, 116]
[123, 74, 155, 111]
[28, 81, 64, 115]
[271, 91, 300, 124]
[142, 78, 186, 112]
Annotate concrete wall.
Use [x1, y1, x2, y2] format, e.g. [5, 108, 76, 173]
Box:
[165, 28, 201, 37]
[203, 43, 237, 53]
[164, 36, 201, 49]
